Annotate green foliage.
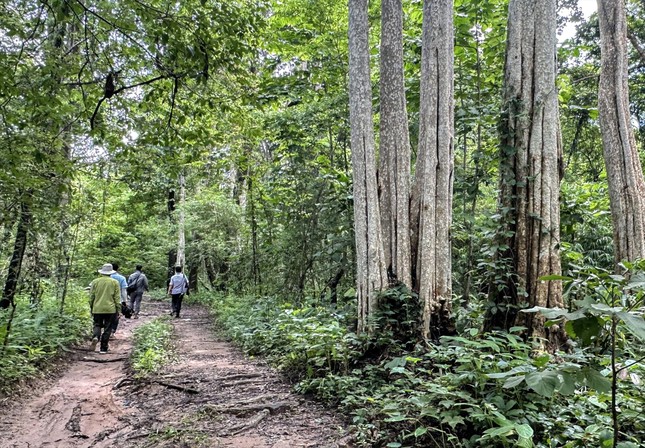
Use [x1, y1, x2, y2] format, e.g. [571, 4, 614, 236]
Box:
[202, 293, 360, 381]
[202, 291, 645, 447]
[0, 283, 90, 395]
[146, 288, 171, 302]
[131, 317, 174, 378]
[368, 284, 422, 353]
[560, 181, 614, 271]
[492, 263, 645, 447]
[71, 167, 173, 288]
[3, 1, 645, 446]
[184, 187, 247, 291]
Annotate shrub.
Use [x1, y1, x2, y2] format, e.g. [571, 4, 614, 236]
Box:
[0, 282, 90, 395]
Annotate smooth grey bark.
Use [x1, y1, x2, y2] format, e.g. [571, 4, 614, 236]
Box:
[379, 0, 412, 288]
[597, 0, 645, 265]
[491, 0, 564, 346]
[348, 0, 387, 334]
[410, 0, 455, 340]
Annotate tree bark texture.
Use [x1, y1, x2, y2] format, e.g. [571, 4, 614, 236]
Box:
[494, 0, 564, 344]
[379, 0, 412, 288]
[2, 202, 31, 305]
[247, 174, 261, 288]
[188, 262, 199, 292]
[410, 0, 455, 340]
[597, 0, 645, 265]
[177, 171, 186, 268]
[168, 189, 176, 218]
[167, 249, 177, 285]
[348, 0, 387, 334]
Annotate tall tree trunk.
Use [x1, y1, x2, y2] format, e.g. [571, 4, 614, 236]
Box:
[177, 170, 186, 268]
[410, 0, 455, 340]
[379, 0, 412, 288]
[167, 250, 177, 286]
[205, 257, 218, 288]
[188, 263, 198, 293]
[168, 189, 176, 218]
[248, 175, 261, 289]
[167, 189, 177, 284]
[489, 0, 564, 347]
[321, 268, 345, 305]
[597, 0, 645, 265]
[348, 0, 387, 334]
[2, 201, 31, 305]
[1, 201, 30, 351]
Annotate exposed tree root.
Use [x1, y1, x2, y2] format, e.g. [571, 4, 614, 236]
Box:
[150, 380, 199, 394]
[221, 378, 264, 388]
[65, 405, 82, 433]
[125, 432, 151, 442]
[114, 377, 135, 389]
[227, 394, 288, 406]
[190, 392, 286, 406]
[203, 401, 293, 416]
[226, 408, 270, 435]
[213, 372, 263, 381]
[81, 356, 129, 363]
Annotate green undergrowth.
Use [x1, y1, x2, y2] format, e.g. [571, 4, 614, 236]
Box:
[131, 316, 175, 377]
[195, 288, 644, 447]
[0, 283, 90, 395]
[146, 287, 172, 302]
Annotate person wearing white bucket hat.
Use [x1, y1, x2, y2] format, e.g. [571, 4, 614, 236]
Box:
[89, 263, 121, 353]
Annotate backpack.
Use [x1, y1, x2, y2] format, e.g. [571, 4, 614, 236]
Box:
[127, 273, 141, 294]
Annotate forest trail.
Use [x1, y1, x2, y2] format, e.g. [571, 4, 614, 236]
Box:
[1, 299, 350, 448]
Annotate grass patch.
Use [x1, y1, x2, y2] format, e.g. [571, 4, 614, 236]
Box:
[131, 316, 175, 377]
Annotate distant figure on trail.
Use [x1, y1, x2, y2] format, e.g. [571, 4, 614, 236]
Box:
[109, 262, 128, 336]
[127, 264, 148, 319]
[89, 263, 121, 354]
[167, 266, 189, 318]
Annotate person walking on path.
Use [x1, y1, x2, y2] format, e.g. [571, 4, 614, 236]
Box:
[167, 266, 189, 318]
[109, 262, 128, 336]
[128, 264, 148, 319]
[89, 263, 121, 354]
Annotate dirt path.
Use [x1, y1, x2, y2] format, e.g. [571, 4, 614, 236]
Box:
[1, 299, 351, 448]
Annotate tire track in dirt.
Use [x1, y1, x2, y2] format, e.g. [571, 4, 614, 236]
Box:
[1, 298, 351, 448]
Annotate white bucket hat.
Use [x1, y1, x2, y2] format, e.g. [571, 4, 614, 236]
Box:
[98, 263, 116, 275]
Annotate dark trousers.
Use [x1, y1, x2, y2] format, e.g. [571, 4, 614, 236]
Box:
[93, 313, 117, 351]
[109, 302, 126, 333]
[110, 314, 120, 333]
[171, 293, 184, 317]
